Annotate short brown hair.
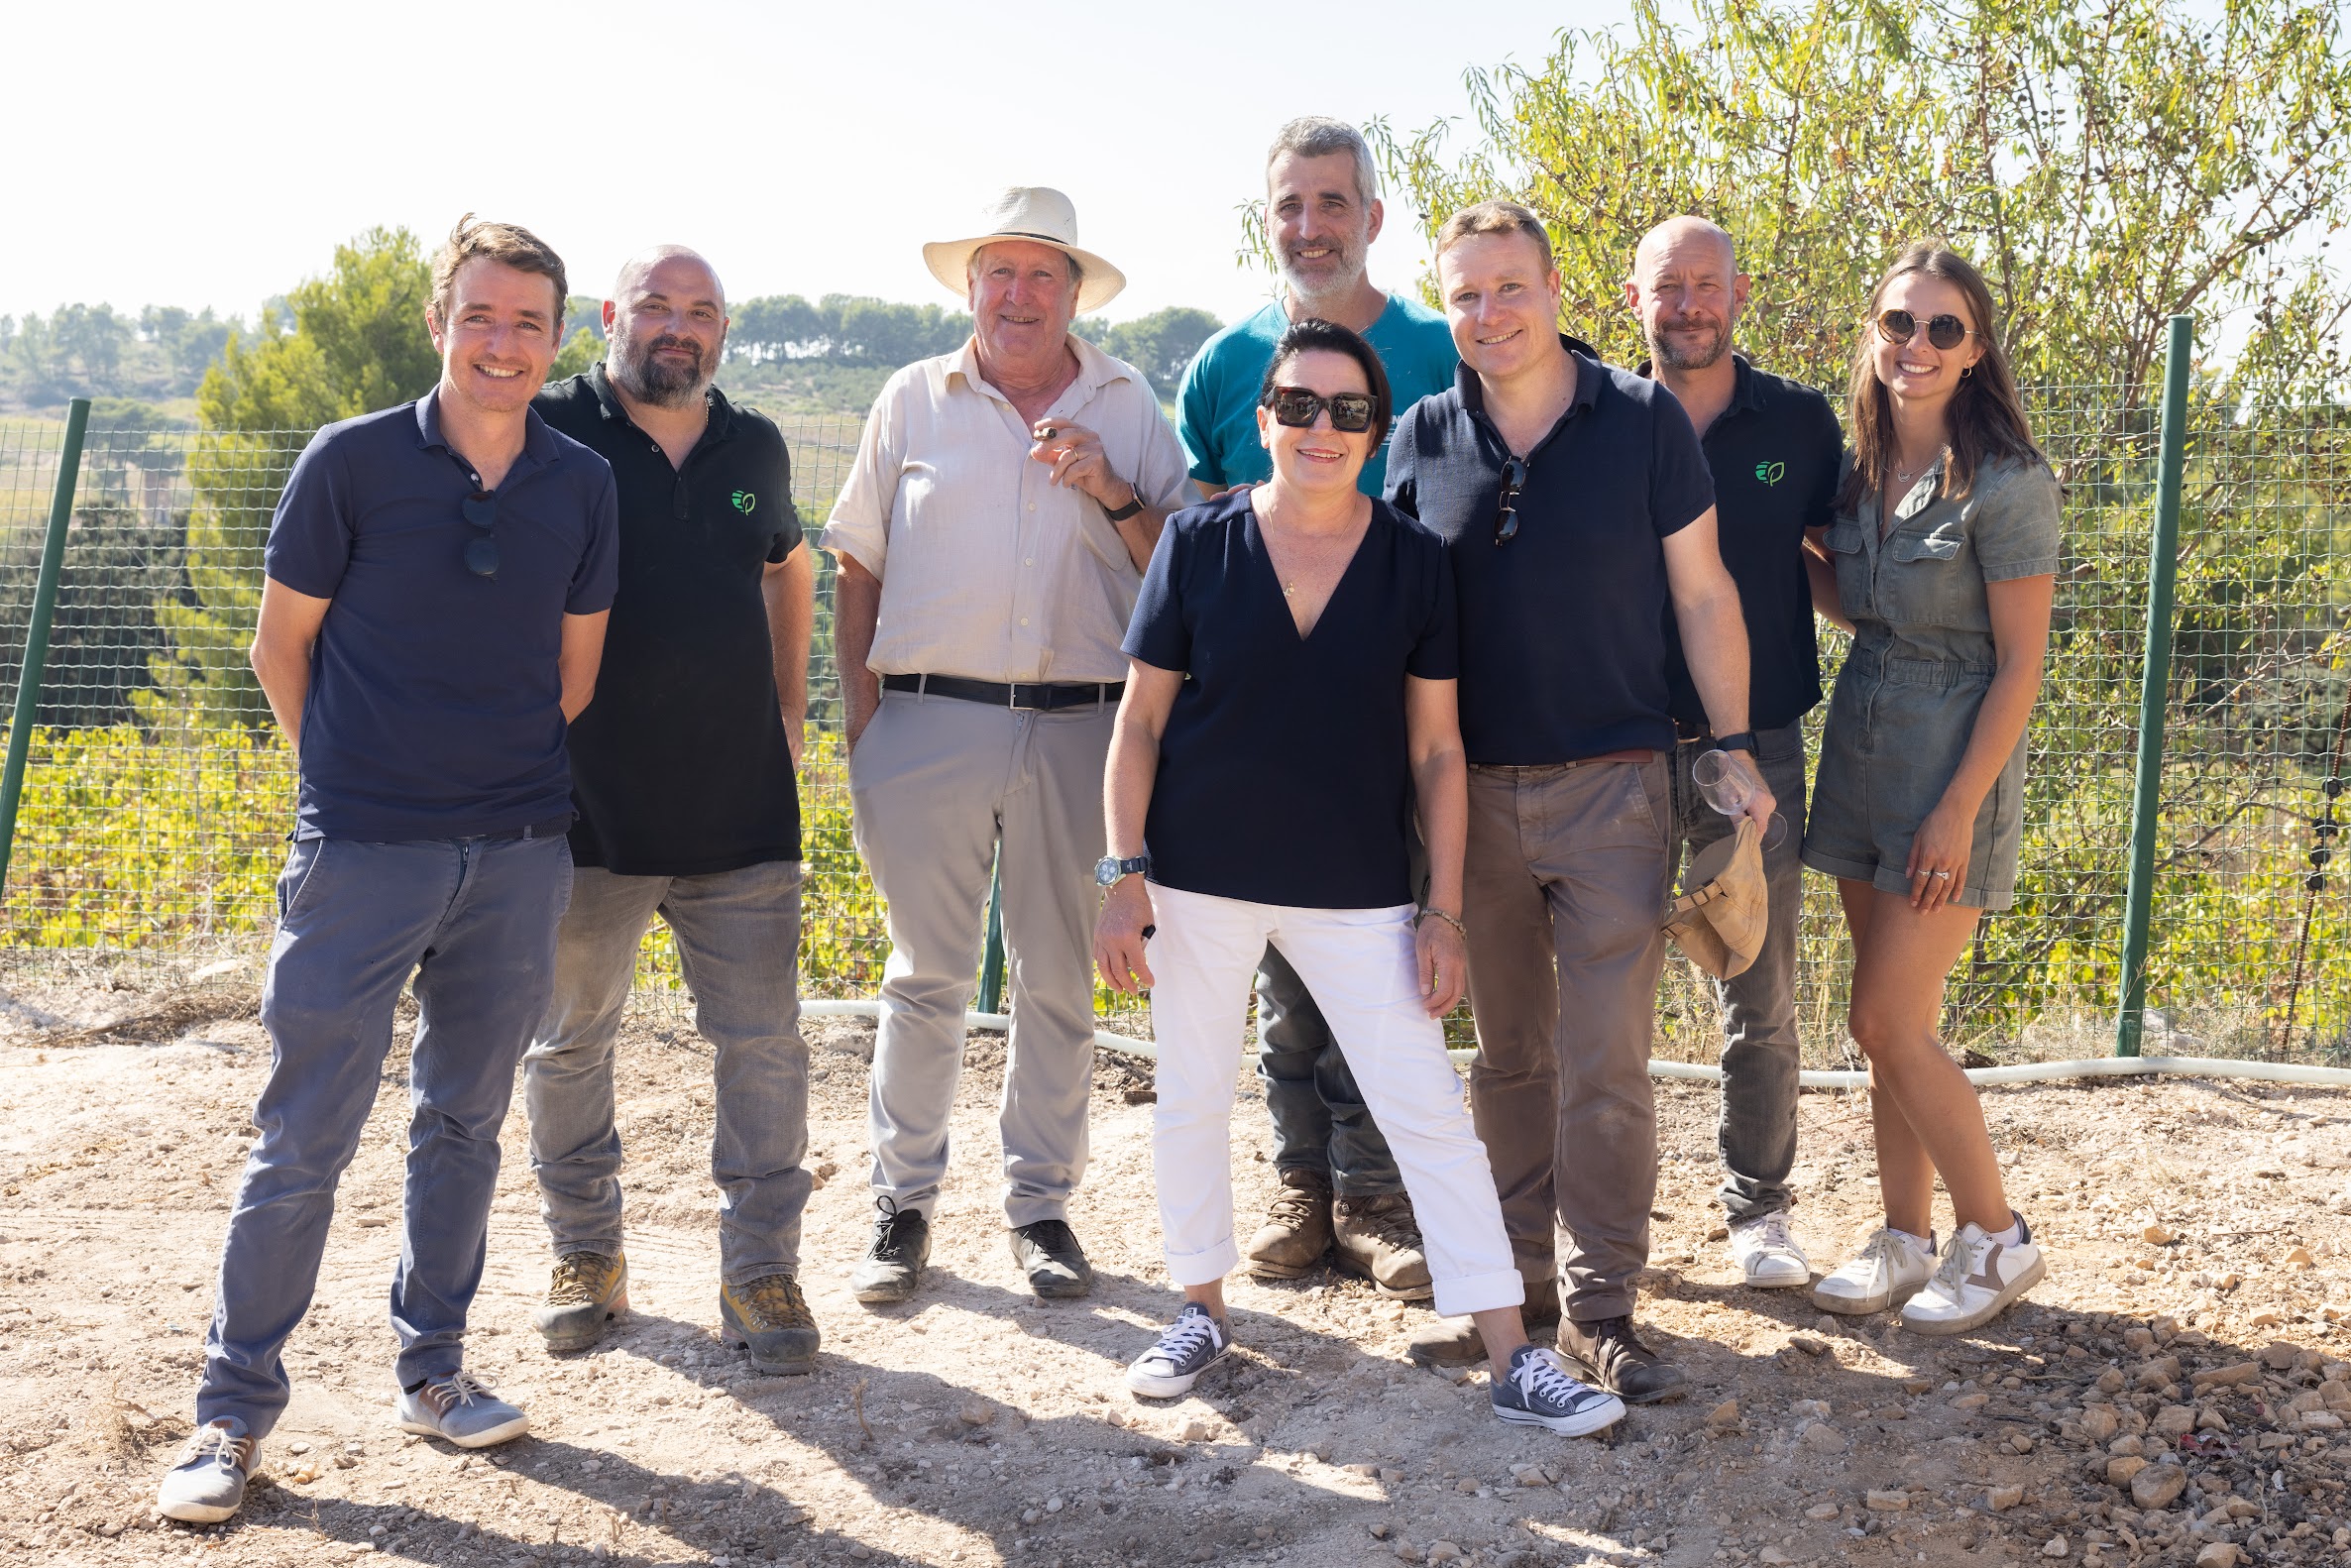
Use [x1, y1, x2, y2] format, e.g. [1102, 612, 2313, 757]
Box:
[1434, 199, 1555, 270]
[428, 213, 568, 328]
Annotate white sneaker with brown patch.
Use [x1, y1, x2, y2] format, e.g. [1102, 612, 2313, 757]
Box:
[1901, 1214, 2044, 1335]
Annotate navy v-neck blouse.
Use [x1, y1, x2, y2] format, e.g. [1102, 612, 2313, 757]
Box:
[1122, 489, 1457, 908]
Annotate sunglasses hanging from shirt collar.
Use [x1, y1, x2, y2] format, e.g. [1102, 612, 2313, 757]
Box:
[462, 492, 500, 579]
[1493, 454, 1529, 545]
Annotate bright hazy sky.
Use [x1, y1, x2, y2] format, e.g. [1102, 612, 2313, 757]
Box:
[2, 0, 1633, 330]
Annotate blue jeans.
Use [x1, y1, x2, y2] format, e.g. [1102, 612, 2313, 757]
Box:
[523, 860, 810, 1282]
[1257, 945, 1403, 1197]
[1671, 725, 1810, 1222]
[195, 829, 573, 1439]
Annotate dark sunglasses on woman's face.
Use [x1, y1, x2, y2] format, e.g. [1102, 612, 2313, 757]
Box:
[462, 492, 500, 579]
[1875, 308, 1978, 352]
[1267, 386, 1377, 434]
[1493, 454, 1529, 546]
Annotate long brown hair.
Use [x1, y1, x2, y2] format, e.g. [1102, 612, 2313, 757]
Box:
[1839, 243, 2045, 512]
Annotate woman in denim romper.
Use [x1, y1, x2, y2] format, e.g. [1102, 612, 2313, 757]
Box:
[1801, 245, 2061, 1336]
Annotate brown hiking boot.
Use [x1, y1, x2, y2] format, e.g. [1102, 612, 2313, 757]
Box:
[1332, 1192, 1434, 1300]
[1557, 1315, 1688, 1404]
[1405, 1276, 1560, 1367]
[1246, 1168, 1333, 1279]
[721, 1272, 821, 1375]
[533, 1251, 627, 1353]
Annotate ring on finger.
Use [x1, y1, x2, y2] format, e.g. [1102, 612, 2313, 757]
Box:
[1929, 869, 1952, 880]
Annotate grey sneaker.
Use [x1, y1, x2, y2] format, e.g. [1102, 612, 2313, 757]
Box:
[533, 1250, 627, 1352]
[1126, 1302, 1232, 1398]
[395, 1373, 528, 1448]
[1493, 1345, 1625, 1437]
[157, 1419, 256, 1522]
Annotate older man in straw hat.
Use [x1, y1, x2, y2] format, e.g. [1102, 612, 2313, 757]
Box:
[824, 187, 1190, 1304]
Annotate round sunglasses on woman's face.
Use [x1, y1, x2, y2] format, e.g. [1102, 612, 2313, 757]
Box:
[1266, 386, 1377, 434]
[1875, 308, 1979, 352]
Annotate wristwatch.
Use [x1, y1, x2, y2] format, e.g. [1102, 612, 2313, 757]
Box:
[1102, 486, 1145, 522]
[1094, 853, 1150, 887]
[1714, 731, 1758, 755]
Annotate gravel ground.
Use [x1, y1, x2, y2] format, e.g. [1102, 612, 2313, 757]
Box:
[2, 962, 2348, 1568]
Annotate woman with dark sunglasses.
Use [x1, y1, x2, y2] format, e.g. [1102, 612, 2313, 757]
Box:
[1089, 318, 1620, 1437]
[1804, 244, 2062, 1333]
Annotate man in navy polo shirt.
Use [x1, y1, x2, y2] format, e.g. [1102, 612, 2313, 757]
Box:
[1175, 115, 1458, 1298]
[1627, 217, 1846, 1291]
[158, 215, 617, 1526]
[1386, 201, 1770, 1405]
[524, 244, 822, 1375]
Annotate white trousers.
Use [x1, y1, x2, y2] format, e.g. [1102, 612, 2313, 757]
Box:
[1145, 882, 1524, 1318]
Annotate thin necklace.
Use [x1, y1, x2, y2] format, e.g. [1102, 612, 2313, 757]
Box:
[1894, 445, 1948, 486]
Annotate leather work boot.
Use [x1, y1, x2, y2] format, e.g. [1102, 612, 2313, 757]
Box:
[721, 1272, 822, 1375]
[1557, 1314, 1689, 1404]
[533, 1251, 628, 1353]
[1009, 1219, 1095, 1299]
[1331, 1192, 1434, 1299]
[849, 1198, 931, 1304]
[1406, 1276, 1560, 1367]
[1245, 1168, 1333, 1280]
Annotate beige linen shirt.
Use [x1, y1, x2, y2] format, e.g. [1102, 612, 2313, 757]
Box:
[821, 333, 1191, 684]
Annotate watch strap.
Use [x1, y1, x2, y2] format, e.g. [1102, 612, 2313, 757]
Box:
[1103, 487, 1145, 522]
[1714, 730, 1758, 754]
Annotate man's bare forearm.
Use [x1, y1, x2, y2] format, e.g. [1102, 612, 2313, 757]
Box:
[834, 555, 884, 744]
[765, 544, 816, 747]
[250, 648, 311, 753]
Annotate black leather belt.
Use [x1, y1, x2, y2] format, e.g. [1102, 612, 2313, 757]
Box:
[883, 673, 1123, 711]
[483, 812, 576, 842]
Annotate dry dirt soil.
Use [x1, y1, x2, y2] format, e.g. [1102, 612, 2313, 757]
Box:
[4, 961, 2351, 1568]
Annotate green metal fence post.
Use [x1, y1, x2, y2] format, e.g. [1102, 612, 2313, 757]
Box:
[0, 397, 91, 901]
[976, 856, 1008, 1014]
[2114, 316, 2193, 1057]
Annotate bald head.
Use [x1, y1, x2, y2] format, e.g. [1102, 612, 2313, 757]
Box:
[605, 246, 729, 409]
[613, 244, 726, 311]
[1632, 216, 1735, 281]
[1625, 216, 1747, 375]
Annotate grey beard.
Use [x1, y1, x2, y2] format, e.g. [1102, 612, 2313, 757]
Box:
[610, 338, 710, 408]
[1653, 323, 1731, 372]
[1282, 261, 1369, 316]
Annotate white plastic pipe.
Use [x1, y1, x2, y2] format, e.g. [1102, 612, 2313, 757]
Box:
[797, 998, 2351, 1087]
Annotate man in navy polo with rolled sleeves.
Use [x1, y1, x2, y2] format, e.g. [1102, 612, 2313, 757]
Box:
[156, 215, 617, 1527]
[1386, 201, 1771, 1405]
[1627, 217, 1846, 1291]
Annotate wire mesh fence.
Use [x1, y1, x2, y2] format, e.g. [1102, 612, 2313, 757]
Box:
[0, 380, 2343, 1064]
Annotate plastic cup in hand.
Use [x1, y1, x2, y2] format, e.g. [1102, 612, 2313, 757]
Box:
[1692, 748, 1789, 851]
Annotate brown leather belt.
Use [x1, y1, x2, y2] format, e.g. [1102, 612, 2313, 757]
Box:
[1569, 747, 1660, 767]
[1476, 748, 1659, 774]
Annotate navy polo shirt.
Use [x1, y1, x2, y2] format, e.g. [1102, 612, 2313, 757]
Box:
[1386, 339, 1715, 764]
[1124, 491, 1456, 909]
[1648, 356, 1845, 732]
[265, 390, 620, 841]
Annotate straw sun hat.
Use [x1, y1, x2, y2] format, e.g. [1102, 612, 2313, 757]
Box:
[922, 186, 1128, 315]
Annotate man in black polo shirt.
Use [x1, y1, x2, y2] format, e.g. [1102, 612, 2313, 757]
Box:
[1387, 201, 1771, 1404]
[1628, 217, 1845, 1291]
[523, 246, 821, 1375]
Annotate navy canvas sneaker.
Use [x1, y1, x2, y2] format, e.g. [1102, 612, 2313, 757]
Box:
[1492, 1344, 1625, 1437]
[1126, 1302, 1232, 1398]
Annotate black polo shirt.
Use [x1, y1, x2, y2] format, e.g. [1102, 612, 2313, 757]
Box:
[535, 365, 805, 875]
[1124, 491, 1456, 908]
[1387, 339, 1715, 764]
[1645, 356, 1845, 732]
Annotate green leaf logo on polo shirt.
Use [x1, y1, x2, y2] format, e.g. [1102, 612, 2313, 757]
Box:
[1754, 461, 1786, 487]
[731, 490, 756, 513]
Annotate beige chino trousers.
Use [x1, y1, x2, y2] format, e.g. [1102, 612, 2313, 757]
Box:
[1461, 755, 1675, 1322]
[848, 687, 1112, 1227]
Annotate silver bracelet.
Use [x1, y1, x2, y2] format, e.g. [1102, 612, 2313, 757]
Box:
[1415, 906, 1467, 940]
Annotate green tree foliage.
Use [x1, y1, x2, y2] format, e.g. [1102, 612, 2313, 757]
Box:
[1374, 0, 2351, 1050]
[148, 228, 445, 728]
[1372, 0, 2351, 403]
[1073, 306, 1223, 395]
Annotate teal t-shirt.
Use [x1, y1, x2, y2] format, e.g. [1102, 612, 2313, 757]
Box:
[1176, 294, 1458, 498]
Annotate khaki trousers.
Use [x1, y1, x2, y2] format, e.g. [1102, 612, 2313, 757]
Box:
[1461, 755, 1673, 1322]
[849, 687, 1112, 1226]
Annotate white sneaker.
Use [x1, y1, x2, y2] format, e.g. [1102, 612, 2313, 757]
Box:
[1902, 1214, 2044, 1336]
[1812, 1226, 1937, 1315]
[1728, 1211, 1812, 1288]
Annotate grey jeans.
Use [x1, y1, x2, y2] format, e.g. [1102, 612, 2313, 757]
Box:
[198, 829, 572, 1439]
[523, 859, 811, 1283]
[1255, 946, 1404, 1197]
[849, 688, 1110, 1226]
[1669, 724, 1811, 1223]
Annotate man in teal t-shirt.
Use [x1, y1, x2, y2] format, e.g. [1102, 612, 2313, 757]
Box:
[1172, 117, 1459, 1306]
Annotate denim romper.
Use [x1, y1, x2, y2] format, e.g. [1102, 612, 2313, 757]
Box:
[1802, 453, 2062, 910]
